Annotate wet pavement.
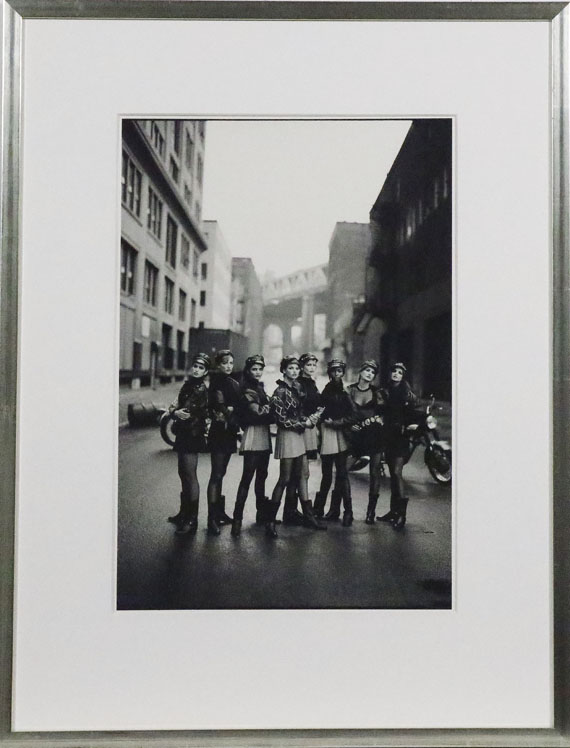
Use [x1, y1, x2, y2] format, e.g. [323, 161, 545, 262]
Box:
[117, 420, 452, 610]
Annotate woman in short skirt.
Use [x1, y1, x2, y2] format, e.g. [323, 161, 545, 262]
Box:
[167, 352, 211, 535]
[314, 359, 355, 526]
[282, 352, 324, 525]
[231, 354, 273, 537]
[265, 355, 323, 538]
[378, 362, 418, 530]
[346, 359, 386, 524]
[206, 349, 241, 534]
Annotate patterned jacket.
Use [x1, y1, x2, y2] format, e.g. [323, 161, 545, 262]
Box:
[270, 379, 306, 432]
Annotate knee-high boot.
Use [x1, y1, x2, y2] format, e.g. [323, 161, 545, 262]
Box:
[313, 491, 327, 518]
[391, 497, 409, 530]
[301, 500, 327, 530]
[377, 495, 398, 522]
[175, 497, 198, 535]
[366, 494, 379, 524]
[265, 500, 281, 538]
[217, 494, 233, 525]
[324, 488, 342, 521]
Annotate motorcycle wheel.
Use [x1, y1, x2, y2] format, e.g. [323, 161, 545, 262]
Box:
[426, 445, 452, 484]
[159, 411, 176, 447]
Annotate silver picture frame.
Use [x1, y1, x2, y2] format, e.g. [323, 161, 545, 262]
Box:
[1, 1, 568, 745]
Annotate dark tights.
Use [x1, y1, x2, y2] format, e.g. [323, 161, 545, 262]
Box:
[369, 453, 384, 497]
[206, 451, 232, 506]
[319, 452, 350, 499]
[178, 452, 200, 516]
[387, 455, 405, 498]
[233, 452, 270, 520]
[271, 455, 308, 505]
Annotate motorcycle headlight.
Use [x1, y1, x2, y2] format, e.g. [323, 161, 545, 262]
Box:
[426, 415, 438, 430]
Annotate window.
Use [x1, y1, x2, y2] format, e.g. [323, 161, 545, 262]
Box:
[201, 262, 208, 280]
[143, 261, 158, 306]
[151, 121, 165, 158]
[120, 240, 137, 295]
[196, 154, 203, 185]
[166, 215, 177, 268]
[190, 298, 197, 327]
[180, 234, 190, 270]
[169, 157, 179, 183]
[164, 277, 175, 315]
[192, 249, 199, 279]
[173, 121, 182, 155]
[184, 183, 192, 206]
[200, 290, 206, 307]
[121, 151, 142, 217]
[178, 289, 187, 322]
[185, 131, 194, 170]
[147, 187, 163, 238]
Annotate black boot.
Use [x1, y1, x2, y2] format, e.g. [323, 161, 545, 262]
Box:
[313, 491, 327, 518]
[377, 495, 398, 522]
[265, 500, 281, 538]
[168, 493, 184, 524]
[301, 500, 327, 530]
[207, 503, 221, 535]
[175, 499, 198, 535]
[323, 489, 342, 521]
[231, 518, 242, 537]
[391, 498, 409, 530]
[342, 490, 354, 527]
[365, 495, 378, 525]
[283, 485, 305, 525]
[217, 494, 233, 525]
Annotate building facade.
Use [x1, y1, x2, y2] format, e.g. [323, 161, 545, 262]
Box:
[231, 257, 264, 360]
[326, 222, 371, 377]
[364, 118, 452, 399]
[199, 220, 233, 330]
[120, 119, 207, 386]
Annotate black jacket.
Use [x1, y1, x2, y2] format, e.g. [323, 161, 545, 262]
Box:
[237, 375, 273, 427]
[320, 380, 355, 428]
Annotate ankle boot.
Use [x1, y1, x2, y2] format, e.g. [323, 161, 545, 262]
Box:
[231, 518, 242, 537]
[265, 500, 280, 538]
[342, 491, 354, 527]
[283, 485, 305, 525]
[391, 497, 409, 530]
[168, 492, 184, 524]
[313, 491, 327, 518]
[207, 503, 221, 535]
[377, 495, 398, 522]
[175, 499, 198, 535]
[324, 489, 342, 521]
[301, 500, 327, 530]
[366, 495, 379, 524]
[256, 496, 272, 525]
[217, 494, 233, 525]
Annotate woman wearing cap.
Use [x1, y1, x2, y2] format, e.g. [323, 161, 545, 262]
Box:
[313, 359, 355, 526]
[347, 360, 386, 524]
[282, 352, 324, 525]
[231, 354, 273, 537]
[266, 355, 323, 538]
[167, 352, 212, 535]
[206, 349, 241, 534]
[378, 362, 418, 529]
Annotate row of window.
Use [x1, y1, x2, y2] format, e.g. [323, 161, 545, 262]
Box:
[121, 240, 207, 321]
[397, 168, 450, 246]
[145, 120, 204, 186]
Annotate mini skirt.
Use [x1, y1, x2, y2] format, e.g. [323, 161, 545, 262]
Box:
[240, 424, 272, 454]
[320, 423, 348, 456]
[303, 425, 319, 453]
[349, 423, 385, 456]
[208, 422, 239, 454]
[274, 428, 306, 459]
[174, 433, 209, 454]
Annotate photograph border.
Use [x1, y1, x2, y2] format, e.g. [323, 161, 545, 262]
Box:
[1, 1, 568, 745]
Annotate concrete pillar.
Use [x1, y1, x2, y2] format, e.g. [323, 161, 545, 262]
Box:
[300, 294, 315, 352]
[281, 323, 294, 355]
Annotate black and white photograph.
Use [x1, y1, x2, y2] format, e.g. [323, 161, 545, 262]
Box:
[117, 117, 453, 610]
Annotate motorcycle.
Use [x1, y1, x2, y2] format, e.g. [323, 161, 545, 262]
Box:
[404, 396, 452, 484]
[159, 409, 176, 447]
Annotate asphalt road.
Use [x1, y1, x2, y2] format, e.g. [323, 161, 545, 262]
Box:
[117, 423, 452, 610]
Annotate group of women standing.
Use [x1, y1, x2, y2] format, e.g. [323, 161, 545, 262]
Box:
[167, 349, 417, 539]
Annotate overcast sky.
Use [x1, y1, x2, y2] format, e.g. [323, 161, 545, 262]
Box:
[202, 119, 411, 279]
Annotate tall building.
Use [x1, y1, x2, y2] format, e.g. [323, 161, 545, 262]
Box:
[231, 257, 264, 357]
[199, 221, 232, 329]
[364, 119, 452, 399]
[120, 119, 207, 387]
[326, 222, 371, 375]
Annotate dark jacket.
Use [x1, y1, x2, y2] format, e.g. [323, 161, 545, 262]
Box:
[237, 375, 273, 427]
[299, 374, 321, 417]
[208, 372, 241, 432]
[380, 381, 419, 430]
[169, 377, 209, 438]
[271, 379, 306, 432]
[346, 382, 385, 423]
[320, 380, 355, 429]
